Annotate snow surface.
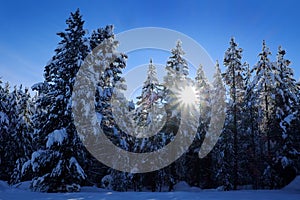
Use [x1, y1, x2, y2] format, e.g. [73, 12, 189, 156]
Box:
[0, 177, 299, 200]
[283, 175, 300, 192]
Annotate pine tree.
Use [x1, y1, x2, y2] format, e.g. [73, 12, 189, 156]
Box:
[162, 40, 192, 189]
[251, 40, 282, 188]
[93, 28, 128, 130]
[211, 62, 233, 190]
[73, 25, 128, 190]
[83, 24, 117, 186]
[0, 80, 10, 181]
[271, 46, 299, 187]
[134, 59, 164, 133]
[9, 86, 34, 184]
[222, 37, 246, 189]
[195, 64, 211, 134]
[3, 85, 19, 181]
[130, 59, 166, 191]
[252, 40, 276, 158]
[164, 40, 189, 90]
[243, 64, 261, 188]
[163, 40, 191, 141]
[25, 9, 88, 192]
[187, 64, 211, 188]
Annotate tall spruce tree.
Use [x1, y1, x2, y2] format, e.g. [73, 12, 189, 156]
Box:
[75, 27, 128, 191]
[222, 37, 246, 189]
[243, 64, 261, 188]
[206, 61, 228, 190]
[271, 46, 299, 187]
[252, 40, 275, 158]
[188, 64, 212, 188]
[84, 24, 116, 186]
[251, 40, 281, 188]
[209, 61, 231, 190]
[24, 9, 88, 192]
[163, 40, 192, 190]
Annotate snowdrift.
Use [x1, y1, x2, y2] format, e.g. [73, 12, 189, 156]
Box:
[283, 175, 300, 192]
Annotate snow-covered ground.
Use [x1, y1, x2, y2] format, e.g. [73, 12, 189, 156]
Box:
[0, 177, 299, 200]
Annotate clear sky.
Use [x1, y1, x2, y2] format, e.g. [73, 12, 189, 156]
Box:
[0, 0, 300, 89]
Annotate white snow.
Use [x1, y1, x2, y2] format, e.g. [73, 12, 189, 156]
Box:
[284, 114, 294, 125]
[21, 160, 31, 175]
[283, 175, 300, 192]
[0, 181, 9, 191]
[0, 177, 299, 200]
[31, 150, 46, 172]
[46, 128, 67, 148]
[96, 112, 103, 123]
[174, 181, 201, 192]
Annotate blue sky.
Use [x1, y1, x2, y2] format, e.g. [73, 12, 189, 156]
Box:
[0, 0, 300, 89]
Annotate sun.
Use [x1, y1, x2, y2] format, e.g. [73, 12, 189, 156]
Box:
[176, 85, 199, 108]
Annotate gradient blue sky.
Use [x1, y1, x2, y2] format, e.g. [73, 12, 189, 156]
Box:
[0, 0, 300, 89]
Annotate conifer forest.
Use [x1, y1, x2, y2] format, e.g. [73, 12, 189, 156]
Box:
[0, 9, 299, 194]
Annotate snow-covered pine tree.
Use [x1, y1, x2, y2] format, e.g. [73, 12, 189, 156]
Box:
[92, 27, 127, 130]
[164, 40, 189, 92]
[2, 85, 19, 181]
[24, 9, 88, 192]
[30, 81, 50, 154]
[134, 59, 164, 133]
[222, 37, 246, 189]
[130, 59, 165, 191]
[163, 39, 190, 119]
[186, 64, 212, 188]
[270, 46, 299, 187]
[83, 24, 116, 186]
[162, 40, 191, 189]
[252, 41, 276, 158]
[243, 64, 261, 189]
[251, 40, 281, 188]
[195, 64, 211, 126]
[76, 27, 128, 191]
[0, 80, 10, 181]
[211, 61, 232, 190]
[9, 86, 34, 184]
